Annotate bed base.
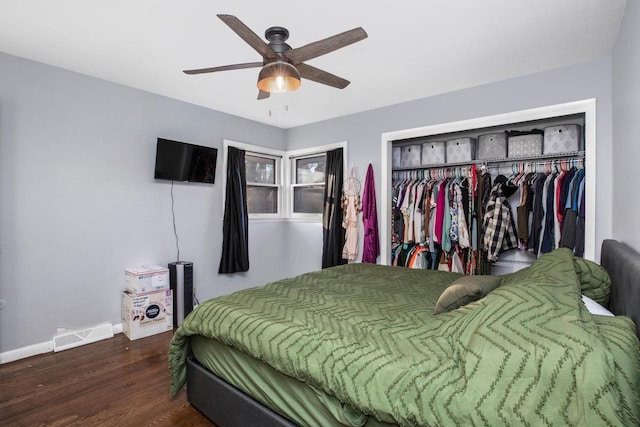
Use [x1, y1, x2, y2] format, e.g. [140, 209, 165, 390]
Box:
[186, 356, 297, 427]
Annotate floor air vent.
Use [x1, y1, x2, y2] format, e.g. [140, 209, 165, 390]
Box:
[53, 323, 114, 352]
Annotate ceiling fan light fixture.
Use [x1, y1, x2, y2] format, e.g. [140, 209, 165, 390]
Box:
[257, 61, 301, 93]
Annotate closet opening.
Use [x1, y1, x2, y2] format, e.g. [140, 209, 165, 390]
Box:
[380, 99, 596, 270]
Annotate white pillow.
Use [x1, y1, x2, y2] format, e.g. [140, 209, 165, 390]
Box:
[581, 294, 614, 317]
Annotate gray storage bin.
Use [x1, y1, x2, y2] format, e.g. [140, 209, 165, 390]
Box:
[392, 146, 402, 168]
[543, 124, 582, 154]
[400, 145, 422, 167]
[446, 138, 476, 163]
[477, 132, 507, 160]
[507, 131, 543, 158]
[421, 141, 446, 166]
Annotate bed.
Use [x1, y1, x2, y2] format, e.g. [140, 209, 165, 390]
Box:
[168, 241, 640, 426]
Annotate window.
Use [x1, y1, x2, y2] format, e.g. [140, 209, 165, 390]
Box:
[287, 142, 346, 219]
[223, 140, 346, 221]
[291, 153, 326, 215]
[223, 140, 284, 219]
[245, 153, 280, 215]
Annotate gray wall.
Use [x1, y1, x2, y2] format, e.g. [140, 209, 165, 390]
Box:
[0, 52, 287, 353]
[612, 1, 640, 249]
[0, 45, 621, 355]
[286, 57, 613, 268]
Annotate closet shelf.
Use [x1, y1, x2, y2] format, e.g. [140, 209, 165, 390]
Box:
[392, 151, 585, 172]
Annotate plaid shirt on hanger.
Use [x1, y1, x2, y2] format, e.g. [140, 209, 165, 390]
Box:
[482, 183, 518, 262]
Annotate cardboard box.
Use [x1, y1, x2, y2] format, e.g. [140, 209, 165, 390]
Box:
[122, 289, 173, 340]
[124, 265, 169, 294]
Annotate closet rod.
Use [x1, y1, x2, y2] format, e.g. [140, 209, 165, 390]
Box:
[391, 156, 583, 181]
[392, 166, 474, 180]
[481, 157, 584, 173]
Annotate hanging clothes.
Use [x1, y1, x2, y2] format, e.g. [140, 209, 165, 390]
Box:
[560, 168, 585, 252]
[391, 181, 404, 246]
[516, 173, 534, 247]
[400, 179, 416, 242]
[539, 172, 558, 254]
[391, 154, 584, 272]
[527, 172, 547, 256]
[361, 164, 380, 264]
[434, 179, 448, 245]
[412, 181, 427, 243]
[574, 179, 586, 257]
[482, 180, 518, 262]
[342, 166, 361, 261]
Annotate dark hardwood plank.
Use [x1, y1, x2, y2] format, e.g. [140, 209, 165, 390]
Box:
[0, 331, 215, 426]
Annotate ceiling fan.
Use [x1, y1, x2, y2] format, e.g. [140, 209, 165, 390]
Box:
[183, 14, 368, 100]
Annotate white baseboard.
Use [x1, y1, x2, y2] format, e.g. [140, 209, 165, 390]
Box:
[0, 323, 123, 364]
[0, 341, 53, 364]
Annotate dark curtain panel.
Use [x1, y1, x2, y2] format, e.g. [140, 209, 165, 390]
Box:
[321, 147, 346, 269]
[219, 146, 249, 273]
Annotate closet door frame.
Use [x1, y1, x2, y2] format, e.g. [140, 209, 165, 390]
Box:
[380, 98, 596, 264]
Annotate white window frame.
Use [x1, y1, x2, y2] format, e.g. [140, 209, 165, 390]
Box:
[223, 139, 285, 220]
[222, 140, 347, 222]
[285, 141, 347, 221]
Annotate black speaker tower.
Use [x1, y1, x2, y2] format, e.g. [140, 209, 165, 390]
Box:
[168, 261, 193, 327]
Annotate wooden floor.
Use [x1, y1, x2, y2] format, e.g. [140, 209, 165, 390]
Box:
[0, 331, 214, 426]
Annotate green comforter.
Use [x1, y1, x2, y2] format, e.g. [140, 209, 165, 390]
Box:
[168, 249, 640, 426]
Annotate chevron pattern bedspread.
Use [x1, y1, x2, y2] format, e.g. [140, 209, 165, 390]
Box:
[168, 249, 640, 426]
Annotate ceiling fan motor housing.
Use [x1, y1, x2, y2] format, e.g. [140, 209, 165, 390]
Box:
[265, 26, 292, 56]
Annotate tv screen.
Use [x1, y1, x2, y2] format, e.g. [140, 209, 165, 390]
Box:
[154, 138, 217, 184]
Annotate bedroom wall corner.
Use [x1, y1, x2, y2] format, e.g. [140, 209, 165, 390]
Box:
[612, 0, 640, 253]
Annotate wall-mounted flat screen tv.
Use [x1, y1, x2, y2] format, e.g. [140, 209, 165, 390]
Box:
[154, 138, 217, 184]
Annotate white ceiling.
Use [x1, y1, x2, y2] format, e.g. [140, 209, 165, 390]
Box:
[0, 0, 627, 129]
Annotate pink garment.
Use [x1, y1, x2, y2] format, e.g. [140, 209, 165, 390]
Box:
[361, 164, 380, 263]
[434, 180, 448, 244]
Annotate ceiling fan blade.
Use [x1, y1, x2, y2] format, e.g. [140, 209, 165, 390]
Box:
[217, 14, 278, 60]
[297, 63, 350, 89]
[183, 62, 263, 74]
[284, 27, 367, 64]
[257, 90, 270, 100]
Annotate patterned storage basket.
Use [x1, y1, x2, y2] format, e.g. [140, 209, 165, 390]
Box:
[543, 124, 582, 154]
[421, 141, 446, 166]
[477, 132, 508, 160]
[507, 130, 543, 158]
[392, 146, 402, 168]
[400, 145, 422, 167]
[446, 138, 476, 163]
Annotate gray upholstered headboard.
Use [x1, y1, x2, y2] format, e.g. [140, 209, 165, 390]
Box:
[601, 239, 640, 337]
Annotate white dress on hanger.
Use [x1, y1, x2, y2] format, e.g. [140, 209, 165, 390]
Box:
[342, 168, 361, 261]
